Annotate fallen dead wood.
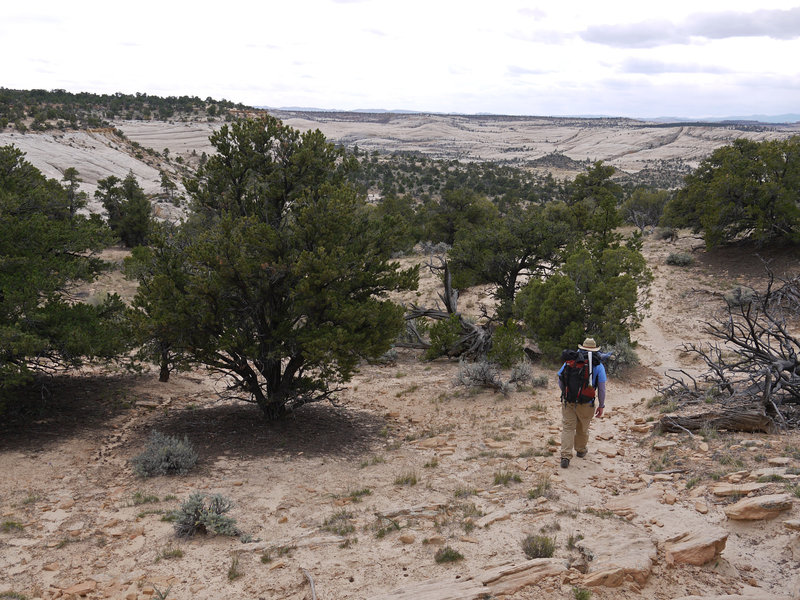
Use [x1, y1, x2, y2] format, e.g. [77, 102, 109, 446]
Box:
[658, 408, 776, 434]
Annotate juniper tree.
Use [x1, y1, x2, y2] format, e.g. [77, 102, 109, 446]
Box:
[131, 117, 417, 419]
[0, 146, 127, 404]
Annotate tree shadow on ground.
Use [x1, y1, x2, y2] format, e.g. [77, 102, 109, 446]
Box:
[0, 371, 388, 465]
[0, 372, 137, 452]
[696, 243, 800, 280]
[126, 400, 387, 465]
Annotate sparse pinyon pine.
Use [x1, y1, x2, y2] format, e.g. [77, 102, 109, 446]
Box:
[127, 116, 418, 419]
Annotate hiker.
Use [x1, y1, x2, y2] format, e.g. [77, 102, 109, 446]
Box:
[557, 337, 607, 469]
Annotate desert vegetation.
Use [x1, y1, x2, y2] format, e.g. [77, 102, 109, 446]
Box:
[1, 95, 799, 600]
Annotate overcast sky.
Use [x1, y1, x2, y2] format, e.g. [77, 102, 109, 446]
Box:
[3, 1, 799, 118]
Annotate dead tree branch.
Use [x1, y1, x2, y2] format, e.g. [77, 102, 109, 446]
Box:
[657, 266, 800, 430]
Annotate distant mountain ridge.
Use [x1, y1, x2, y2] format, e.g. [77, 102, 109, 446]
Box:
[265, 106, 800, 125]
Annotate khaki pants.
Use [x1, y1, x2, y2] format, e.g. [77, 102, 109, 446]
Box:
[561, 402, 595, 459]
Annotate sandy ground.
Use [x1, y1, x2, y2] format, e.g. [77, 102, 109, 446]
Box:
[2, 236, 800, 600]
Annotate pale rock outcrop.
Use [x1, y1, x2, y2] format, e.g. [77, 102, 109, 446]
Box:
[711, 482, 770, 497]
[673, 595, 793, 600]
[577, 529, 657, 587]
[480, 558, 567, 596]
[664, 527, 728, 565]
[724, 493, 794, 520]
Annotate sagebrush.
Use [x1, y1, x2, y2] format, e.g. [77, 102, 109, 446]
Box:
[172, 493, 239, 537]
[131, 430, 198, 477]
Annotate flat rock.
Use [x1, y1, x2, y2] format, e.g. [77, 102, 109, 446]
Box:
[596, 444, 618, 458]
[629, 424, 652, 433]
[768, 457, 791, 466]
[784, 520, 800, 531]
[480, 558, 566, 596]
[63, 580, 97, 596]
[664, 528, 728, 566]
[712, 482, 770, 497]
[673, 595, 794, 600]
[476, 510, 511, 528]
[373, 578, 486, 599]
[724, 493, 794, 520]
[577, 528, 657, 587]
[653, 440, 678, 450]
[748, 467, 789, 480]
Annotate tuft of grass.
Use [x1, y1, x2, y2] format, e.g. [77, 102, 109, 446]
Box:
[494, 470, 522, 486]
[573, 586, 592, 600]
[786, 483, 800, 499]
[260, 545, 295, 563]
[360, 455, 385, 468]
[0, 592, 30, 600]
[566, 532, 584, 550]
[394, 471, 418, 486]
[522, 534, 556, 559]
[1, 520, 24, 532]
[227, 555, 243, 581]
[434, 546, 464, 563]
[132, 491, 160, 505]
[322, 509, 356, 536]
[757, 474, 786, 483]
[424, 459, 439, 468]
[685, 476, 701, 489]
[454, 487, 477, 498]
[373, 516, 401, 538]
[156, 545, 184, 562]
[21, 493, 41, 505]
[528, 475, 555, 500]
[584, 507, 615, 519]
[346, 488, 372, 502]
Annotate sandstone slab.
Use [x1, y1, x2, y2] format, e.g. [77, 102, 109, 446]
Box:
[374, 579, 486, 600]
[664, 528, 728, 566]
[712, 482, 769, 497]
[784, 519, 800, 531]
[724, 493, 794, 520]
[480, 558, 566, 596]
[63, 580, 97, 596]
[577, 528, 657, 587]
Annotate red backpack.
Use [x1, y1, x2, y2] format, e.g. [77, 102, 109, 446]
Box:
[560, 353, 596, 404]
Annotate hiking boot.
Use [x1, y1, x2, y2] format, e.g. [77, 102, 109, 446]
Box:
[576, 450, 587, 458]
[560, 457, 570, 468]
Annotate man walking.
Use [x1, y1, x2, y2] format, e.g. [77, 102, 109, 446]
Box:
[558, 337, 606, 468]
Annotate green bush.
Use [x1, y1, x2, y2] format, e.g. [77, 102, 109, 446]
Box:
[522, 534, 556, 558]
[665, 252, 694, 267]
[509, 360, 532, 384]
[488, 320, 525, 368]
[654, 227, 677, 241]
[131, 431, 198, 477]
[434, 546, 464, 563]
[724, 286, 756, 307]
[424, 314, 462, 360]
[172, 493, 238, 538]
[602, 340, 639, 375]
[454, 360, 509, 394]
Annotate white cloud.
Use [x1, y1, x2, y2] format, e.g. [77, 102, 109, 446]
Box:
[582, 7, 800, 48]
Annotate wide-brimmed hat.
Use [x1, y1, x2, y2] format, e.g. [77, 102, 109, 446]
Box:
[578, 338, 600, 351]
